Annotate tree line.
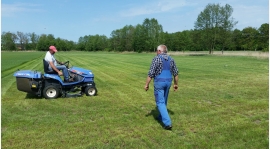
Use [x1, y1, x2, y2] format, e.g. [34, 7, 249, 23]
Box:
[1, 3, 269, 53]
[1, 32, 76, 51]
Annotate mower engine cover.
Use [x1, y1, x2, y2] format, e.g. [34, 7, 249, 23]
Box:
[69, 66, 94, 82]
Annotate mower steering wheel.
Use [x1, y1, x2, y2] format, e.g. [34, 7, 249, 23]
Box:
[63, 61, 69, 68]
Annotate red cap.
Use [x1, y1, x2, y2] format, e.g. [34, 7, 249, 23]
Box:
[49, 46, 57, 52]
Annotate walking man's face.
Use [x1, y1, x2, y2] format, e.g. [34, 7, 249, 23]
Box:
[156, 49, 161, 55]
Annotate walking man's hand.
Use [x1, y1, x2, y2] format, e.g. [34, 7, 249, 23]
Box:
[173, 85, 178, 91]
[144, 85, 149, 91]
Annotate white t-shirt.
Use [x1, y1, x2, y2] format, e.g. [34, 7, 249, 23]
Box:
[45, 51, 57, 70]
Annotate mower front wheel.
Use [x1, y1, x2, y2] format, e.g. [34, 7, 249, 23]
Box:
[85, 86, 97, 96]
[43, 85, 59, 99]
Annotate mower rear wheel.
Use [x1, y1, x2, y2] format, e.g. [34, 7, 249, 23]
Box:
[85, 86, 97, 96]
[43, 85, 59, 99]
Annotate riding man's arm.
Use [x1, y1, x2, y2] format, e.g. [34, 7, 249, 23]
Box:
[49, 61, 62, 75]
[56, 59, 63, 65]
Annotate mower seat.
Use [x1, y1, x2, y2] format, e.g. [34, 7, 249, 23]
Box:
[43, 59, 57, 74]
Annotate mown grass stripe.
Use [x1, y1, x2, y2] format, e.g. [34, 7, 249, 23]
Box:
[65, 54, 151, 99]
[2, 57, 44, 96]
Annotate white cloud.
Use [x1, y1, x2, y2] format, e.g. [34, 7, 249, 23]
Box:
[1, 3, 43, 17]
[158, 0, 187, 12]
[121, 0, 187, 17]
[232, 5, 269, 29]
[92, 16, 121, 23]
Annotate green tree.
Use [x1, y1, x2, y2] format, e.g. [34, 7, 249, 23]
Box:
[28, 32, 39, 50]
[85, 35, 94, 51]
[55, 38, 67, 51]
[122, 25, 135, 51]
[142, 18, 164, 51]
[83, 34, 108, 51]
[77, 35, 89, 51]
[241, 27, 259, 51]
[230, 29, 242, 50]
[179, 30, 193, 52]
[258, 23, 269, 51]
[66, 40, 76, 51]
[1, 32, 18, 51]
[37, 34, 47, 51]
[110, 29, 122, 51]
[17, 31, 29, 50]
[219, 4, 237, 53]
[133, 24, 147, 52]
[195, 3, 237, 54]
[171, 32, 181, 51]
[163, 32, 173, 51]
[37, 34, 55, 51]
[191, 29, 202, 51]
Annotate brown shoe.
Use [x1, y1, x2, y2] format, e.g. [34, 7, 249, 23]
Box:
[64, 78, 74, 82]
[164, 125, 172, 130]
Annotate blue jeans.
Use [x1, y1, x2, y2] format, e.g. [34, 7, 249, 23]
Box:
[56, 65, 69, 81]
[154, 81, 172, 126]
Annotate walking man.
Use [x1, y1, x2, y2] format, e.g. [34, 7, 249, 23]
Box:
[144, 45, 178, 130]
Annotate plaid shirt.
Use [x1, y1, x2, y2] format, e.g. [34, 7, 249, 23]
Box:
[148, 53, 178, 78]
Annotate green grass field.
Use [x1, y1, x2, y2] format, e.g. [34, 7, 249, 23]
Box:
[1, 51, 269, 148]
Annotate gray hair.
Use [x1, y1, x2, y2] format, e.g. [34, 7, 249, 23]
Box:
[157, 45, 168, 53]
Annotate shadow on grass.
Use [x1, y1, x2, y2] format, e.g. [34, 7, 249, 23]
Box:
[24, 93, 43, 99]
[145, 107, 174, 127]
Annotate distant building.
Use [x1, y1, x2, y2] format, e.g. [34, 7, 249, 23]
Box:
[16, 43, 24, 50]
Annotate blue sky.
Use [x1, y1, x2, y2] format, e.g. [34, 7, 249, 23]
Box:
[1, 0, 269, 42]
